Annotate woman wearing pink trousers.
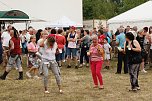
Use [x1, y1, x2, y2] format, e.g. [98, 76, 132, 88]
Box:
[88, 35, 104, 89]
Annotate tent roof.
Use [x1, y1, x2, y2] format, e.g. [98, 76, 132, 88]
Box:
[108, 0, 152, 24]
[0, 10, 29, 19]
[49, 16, 77, 27]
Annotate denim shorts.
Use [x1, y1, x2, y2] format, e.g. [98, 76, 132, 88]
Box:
[56, 53, 63, 61]
[67, 48, 77, 57]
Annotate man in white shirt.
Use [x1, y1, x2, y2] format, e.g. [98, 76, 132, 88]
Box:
[1, 25, 12, 48]
[1, 25, 12, 67]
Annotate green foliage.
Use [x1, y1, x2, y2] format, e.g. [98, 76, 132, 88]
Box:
[83, 0, 149, 20]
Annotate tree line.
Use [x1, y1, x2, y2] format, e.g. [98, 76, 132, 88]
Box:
[83, 0, 148, 20]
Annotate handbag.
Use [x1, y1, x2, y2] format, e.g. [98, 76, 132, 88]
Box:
[130, 53, 142, 64]
[129, 41, 142, 64]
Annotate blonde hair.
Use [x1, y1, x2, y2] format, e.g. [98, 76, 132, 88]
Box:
[92, 35, 98, 40]
[30, 35, 36, 41]
[41, 30, 48, 37]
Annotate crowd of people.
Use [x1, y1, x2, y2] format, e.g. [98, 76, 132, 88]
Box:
[0, 24, 151, 93]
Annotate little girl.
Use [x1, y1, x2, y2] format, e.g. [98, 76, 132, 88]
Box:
[103, 38, 112, 70]
[26, 35, 39, 79]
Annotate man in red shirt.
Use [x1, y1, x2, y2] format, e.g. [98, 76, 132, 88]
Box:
[55, 29, 66, 67]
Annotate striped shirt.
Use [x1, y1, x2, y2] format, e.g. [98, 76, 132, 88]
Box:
[90, 44, 103, 61]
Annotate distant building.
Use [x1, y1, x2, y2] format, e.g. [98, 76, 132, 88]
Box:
[83, 19, 107, 30]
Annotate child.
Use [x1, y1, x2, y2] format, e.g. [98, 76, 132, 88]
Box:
[26, 35, 39, 79]
[103, 38, 112, 70]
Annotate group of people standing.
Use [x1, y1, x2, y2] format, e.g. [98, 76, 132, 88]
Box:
[0, 24, 151, 93]
[115, 25, 152, 91]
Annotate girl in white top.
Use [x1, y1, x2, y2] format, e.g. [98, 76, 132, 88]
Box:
[103, 38, 112, 69]
[39, 36, 62, 94]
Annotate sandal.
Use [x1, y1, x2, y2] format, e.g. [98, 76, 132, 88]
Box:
[99, 85, 104, 89]
[93, 85, 98, 88]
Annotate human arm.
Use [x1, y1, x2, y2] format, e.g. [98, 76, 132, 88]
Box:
[67, 33, 73, 41]
[9, 40, 14, 50]
[116, 35, 119, 45]
[109, 44, 112, 53]
[131, 40, 141, 52]
[39, 39, 46, 47]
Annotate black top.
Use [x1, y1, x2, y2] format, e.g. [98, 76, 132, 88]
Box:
[126, 41, 141, 64]
[136, 35, 145, 49]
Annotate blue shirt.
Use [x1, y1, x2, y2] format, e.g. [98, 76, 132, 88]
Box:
[116, 32, 126, 48]
[105, 32, 112, 43]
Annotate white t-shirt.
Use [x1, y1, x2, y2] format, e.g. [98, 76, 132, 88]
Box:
[25, 32, 31, 42]
[1, 31, 11, 47]
[42, 42, 58, 60]
[130, 31, 137, 39]
[20, 34, 26, 43]
[103, 43, 111, 54]
[37, 38, 44, 54]
[68, 33, 77, 48]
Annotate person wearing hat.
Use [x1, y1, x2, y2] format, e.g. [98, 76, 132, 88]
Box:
[67, 26, 78, 69]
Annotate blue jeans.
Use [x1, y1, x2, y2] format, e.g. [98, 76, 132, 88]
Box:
[67, 48, 77, 57]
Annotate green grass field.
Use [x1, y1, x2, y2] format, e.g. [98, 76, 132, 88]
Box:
[0, 57, 152, 101]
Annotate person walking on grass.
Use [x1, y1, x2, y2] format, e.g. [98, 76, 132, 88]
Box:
[0, 28, 23, 80]
[39, 35, 62, 94]
[124, 32, 141, 92]
[1, 25, 12, 67]
[88, 35, 104, 89]
[26, 35, 40, 79]
[103, 38, 112, 70]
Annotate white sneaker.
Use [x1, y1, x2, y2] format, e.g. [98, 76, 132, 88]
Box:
[33, 75, 40, 79]
[44, 91, 50, 94]
[86, 64, 89, 67]
[59, 90, 63, 94]
[141, 69, 147, 73]
[26, 72, 32, 78]
[79, 64, 83, 68]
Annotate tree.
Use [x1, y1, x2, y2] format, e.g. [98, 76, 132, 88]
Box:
[83, 0, 149, 20]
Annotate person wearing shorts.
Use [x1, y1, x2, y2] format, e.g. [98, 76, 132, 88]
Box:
[0, 28, 23, 80]
[26, 35, 39, 79]
[103, 38, 112, 70]
[67, 26, 78, 69]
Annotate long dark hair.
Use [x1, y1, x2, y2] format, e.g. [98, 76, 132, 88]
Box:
[12, 27, 19, 39]
[36, 29, 43, 43]
[126, 32, 134, 41]
[84, 30, 89, 35]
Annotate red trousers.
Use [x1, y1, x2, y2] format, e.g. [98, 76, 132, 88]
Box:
[90, 61, 103, 86]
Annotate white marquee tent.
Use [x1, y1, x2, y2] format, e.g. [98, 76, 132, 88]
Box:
[48, 16, 77, 27]
[107, 0, 152, 32]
